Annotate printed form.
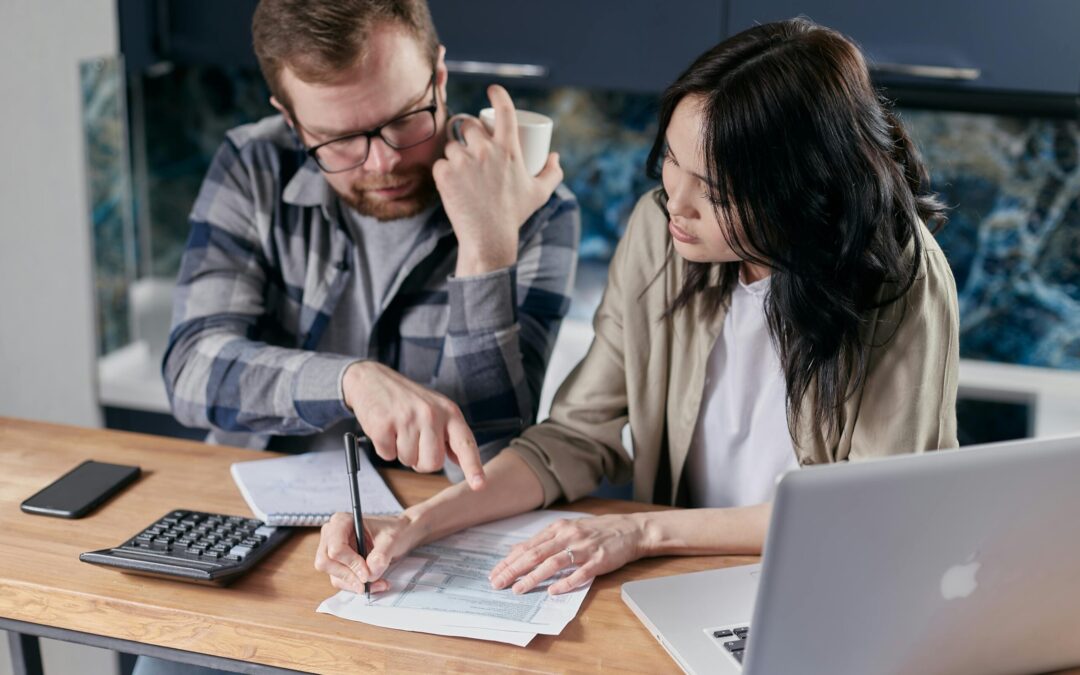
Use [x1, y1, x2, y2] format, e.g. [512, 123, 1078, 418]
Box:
[318, 510, 594, 646]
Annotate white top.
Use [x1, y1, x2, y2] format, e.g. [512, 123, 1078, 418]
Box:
[686, 275, 799, 508]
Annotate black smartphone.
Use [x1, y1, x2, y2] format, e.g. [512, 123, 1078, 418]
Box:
[20, 460, 141, 518]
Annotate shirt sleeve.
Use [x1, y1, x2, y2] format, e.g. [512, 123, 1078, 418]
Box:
[503, 195, 651, 505]
[846, 231, 961, 460]
[162, 138, 355, 435]
[438, 185, 581, 482]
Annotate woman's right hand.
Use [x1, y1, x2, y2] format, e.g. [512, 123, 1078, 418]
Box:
[314, 511, 426, 594]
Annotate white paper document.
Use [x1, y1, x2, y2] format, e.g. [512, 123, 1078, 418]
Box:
[231, 449, 403, 526]
[317, 510, 593, 646]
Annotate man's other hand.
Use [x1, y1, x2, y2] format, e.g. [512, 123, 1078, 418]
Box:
[433, 84, 563, 277]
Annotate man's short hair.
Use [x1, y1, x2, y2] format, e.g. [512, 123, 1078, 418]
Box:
[252, 0, 440, 110]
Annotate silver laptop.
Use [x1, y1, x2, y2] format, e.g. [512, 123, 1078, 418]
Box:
[622, 435, 1080, 675]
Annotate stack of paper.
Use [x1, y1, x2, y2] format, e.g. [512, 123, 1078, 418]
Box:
[317, 510, 594, 646]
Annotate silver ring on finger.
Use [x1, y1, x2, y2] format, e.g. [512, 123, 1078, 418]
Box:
[450, 117, 467, 145]
[565, 547, 576, 566]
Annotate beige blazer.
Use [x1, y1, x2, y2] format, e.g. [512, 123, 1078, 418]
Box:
[509, 190, 960, 506]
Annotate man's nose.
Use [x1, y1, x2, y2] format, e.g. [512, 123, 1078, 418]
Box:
[363, 137, 401, 173]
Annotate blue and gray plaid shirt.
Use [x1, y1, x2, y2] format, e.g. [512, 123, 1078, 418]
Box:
[163, 115, 580, 452]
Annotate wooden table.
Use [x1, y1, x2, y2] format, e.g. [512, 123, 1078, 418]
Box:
[5, 417, 1079, 675]
[0, 417, 755, 674]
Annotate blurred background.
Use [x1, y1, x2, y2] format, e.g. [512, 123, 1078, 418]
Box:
[1, 1, 1079, 670]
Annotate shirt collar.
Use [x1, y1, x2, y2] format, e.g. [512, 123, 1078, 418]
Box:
[283, 156, 335, 210]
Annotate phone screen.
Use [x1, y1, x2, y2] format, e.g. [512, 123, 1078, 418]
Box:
[21, 460, 140, 518]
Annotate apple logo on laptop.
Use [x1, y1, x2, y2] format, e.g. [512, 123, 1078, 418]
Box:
[940, 555, 981, 600]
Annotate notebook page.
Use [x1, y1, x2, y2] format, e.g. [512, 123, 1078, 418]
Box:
[231, 449, 403, 525]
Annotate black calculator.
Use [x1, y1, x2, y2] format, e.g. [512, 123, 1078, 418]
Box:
[80, 509, 291, 585]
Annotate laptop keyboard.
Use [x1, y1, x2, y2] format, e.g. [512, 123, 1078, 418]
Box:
[710, 625, 750, 664]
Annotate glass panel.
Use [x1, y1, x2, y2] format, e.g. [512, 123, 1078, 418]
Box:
[903, 110, 1080, 369]
[81, 56, 135, 356]
[97, 60, 1080, 373]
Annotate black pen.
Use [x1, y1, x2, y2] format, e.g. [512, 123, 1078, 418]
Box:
[343, 432, 370, 603]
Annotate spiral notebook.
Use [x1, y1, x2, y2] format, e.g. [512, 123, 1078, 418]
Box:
[230, 449, 403, 526]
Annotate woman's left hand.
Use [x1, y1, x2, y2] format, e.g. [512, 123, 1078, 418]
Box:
[488, 514, 647, 595]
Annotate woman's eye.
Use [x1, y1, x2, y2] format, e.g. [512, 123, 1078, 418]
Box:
[702, 192, 728, 207]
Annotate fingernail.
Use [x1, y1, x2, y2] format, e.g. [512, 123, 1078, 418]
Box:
[469, 475, 484, 489]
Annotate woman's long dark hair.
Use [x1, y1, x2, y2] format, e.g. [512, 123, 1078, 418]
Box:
[648, 18, 947, 439]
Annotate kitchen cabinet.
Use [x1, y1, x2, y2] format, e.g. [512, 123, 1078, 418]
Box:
[428, 0, 723, 92]
[727, 0, 1080, 96]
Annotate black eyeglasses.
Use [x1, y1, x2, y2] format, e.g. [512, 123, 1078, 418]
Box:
[300, 69, 438, 173]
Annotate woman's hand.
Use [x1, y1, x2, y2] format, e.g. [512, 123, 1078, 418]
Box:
[314, 511, 428, 594]
[488, 514, 647, 596]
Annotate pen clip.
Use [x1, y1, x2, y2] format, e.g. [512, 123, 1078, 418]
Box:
[343, 432, 359, 474]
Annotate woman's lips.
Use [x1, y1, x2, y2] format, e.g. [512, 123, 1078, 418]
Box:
[668, 220, 700, 244]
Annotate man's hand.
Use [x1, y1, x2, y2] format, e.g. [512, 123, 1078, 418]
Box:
[433, 84, 564, 277]
[342, 361, 486, 489]
[315, 512, 427, 594]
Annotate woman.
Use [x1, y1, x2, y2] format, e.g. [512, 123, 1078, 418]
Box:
[315, 18, 959, 597]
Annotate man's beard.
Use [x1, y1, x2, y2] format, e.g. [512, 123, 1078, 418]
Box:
[336, 165, 439, 221]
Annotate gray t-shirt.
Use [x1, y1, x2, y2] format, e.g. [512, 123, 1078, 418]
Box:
[268, 204, 435, 453]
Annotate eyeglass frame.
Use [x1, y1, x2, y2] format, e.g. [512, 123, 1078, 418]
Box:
[295, 67, 440, 174]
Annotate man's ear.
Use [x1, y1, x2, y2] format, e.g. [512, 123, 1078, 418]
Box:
[270, 96, 294, 128]
[435, 44, 449, 107]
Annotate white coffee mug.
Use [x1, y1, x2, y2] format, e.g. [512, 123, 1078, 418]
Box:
[478, 108, 553, 176]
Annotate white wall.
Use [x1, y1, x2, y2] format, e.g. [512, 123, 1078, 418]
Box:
[0, 1, 117, 672]
[0, 0, 115, 428]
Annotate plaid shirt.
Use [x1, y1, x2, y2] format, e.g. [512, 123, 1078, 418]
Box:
[163, 115, 580, 451]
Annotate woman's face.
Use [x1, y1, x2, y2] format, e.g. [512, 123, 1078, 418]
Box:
[661, 96, 743, 265]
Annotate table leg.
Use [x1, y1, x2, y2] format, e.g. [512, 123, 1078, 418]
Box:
[6, 631, 44, 675]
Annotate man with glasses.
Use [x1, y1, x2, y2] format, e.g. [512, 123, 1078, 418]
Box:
[161, 0, 579, 496]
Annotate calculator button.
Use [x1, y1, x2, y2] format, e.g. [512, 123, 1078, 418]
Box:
[227, 545, 253, 559]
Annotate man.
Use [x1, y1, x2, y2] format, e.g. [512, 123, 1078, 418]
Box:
[162, 0, 580, 490]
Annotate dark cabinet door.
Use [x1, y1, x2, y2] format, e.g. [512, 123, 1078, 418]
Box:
[428, 0, 724, 93]
[119, 0, 260, 72]
[122, 0, 724, 93]
[727, 0, 1080, 96]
